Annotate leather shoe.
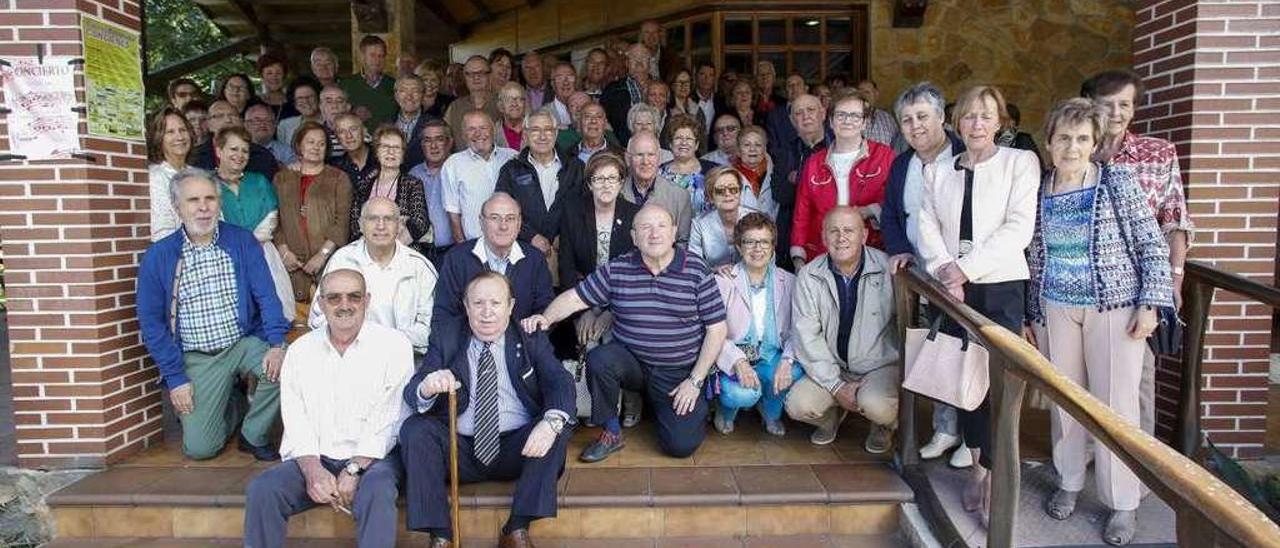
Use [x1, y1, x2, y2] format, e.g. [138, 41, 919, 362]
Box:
[237, 434, 280, 461]
[499, 528, 536, 548]
[428, 536, 453, 548]
[578, 430, 625, 463]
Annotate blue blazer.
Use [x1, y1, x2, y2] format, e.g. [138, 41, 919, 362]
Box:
[431, 239, 554, 335]
[880, 131, 965, 256]
[402, 322, 576, 422]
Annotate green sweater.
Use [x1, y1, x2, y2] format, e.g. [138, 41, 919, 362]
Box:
[340, 73, 397, 129]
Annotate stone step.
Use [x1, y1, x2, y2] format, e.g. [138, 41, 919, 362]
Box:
[43, 533, 909, 547]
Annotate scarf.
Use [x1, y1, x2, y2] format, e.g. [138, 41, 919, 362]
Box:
[735, 262, 782, 367]
[733, 157, 766, 197]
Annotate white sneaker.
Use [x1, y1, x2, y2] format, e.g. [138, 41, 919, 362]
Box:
[919, 432, 960, 459]
[949, 445, 974, 468]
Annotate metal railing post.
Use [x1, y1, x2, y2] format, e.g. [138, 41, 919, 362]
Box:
[1179, 280, 1213, 456]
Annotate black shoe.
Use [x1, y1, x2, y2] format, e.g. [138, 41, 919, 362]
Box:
[237, 434, 280, 461]
[578, 430, 625, 463]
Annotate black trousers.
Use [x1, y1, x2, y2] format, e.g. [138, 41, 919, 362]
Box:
[398, 414, 572, 533]
[931, 280, 1026, 470]
[585, 341, 708, 458]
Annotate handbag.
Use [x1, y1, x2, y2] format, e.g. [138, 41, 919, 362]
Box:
[1146, 307, 1184, 356]
[903, 315, 990, 411]
[561, 348, 593, 419]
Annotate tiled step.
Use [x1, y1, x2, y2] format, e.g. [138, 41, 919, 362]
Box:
[43, 533, 908, 547]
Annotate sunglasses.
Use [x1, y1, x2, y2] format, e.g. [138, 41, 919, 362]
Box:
[322, 291, 366, 305]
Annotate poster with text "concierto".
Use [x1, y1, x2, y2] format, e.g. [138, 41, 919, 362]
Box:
[0, 56, 80, 160]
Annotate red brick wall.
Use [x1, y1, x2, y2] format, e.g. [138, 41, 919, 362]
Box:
[0, 0, 159, 468]
[1133, 0, 1280, 458]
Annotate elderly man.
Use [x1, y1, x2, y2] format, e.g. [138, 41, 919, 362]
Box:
[524, 205, 727, 462]
[754, 61, 786, 115]
[410, 119, 457, 262]
[393, 75, 431, 170]
[764, 73, 809, 150]
[547, 62, 578, 129]
[602, 43, 653, 144]
[639, 19, 680, 80]
[442, 110, 519, 241]
[340, 35, 398, 127]
[319, 85, 353, 159]
[310, 47, 341, 88]
[245, 103, 295, 165]
[496, 108, 586, 260]
[244, 269, 414, 547]
[563, 102, 622, 164]
[190, 100, 280, 180]
[553, 91, 591, 151]
[856, 79, 901, 150]
[434, 192, 553, 332]
[521, 50, 552, 110]
[693, 63, 721, 138]
[622, 131, 691, 244]
[770, 93, 829, 270]
[137, 169, 288, 460]
[402, 271, 574, 548]
[444, 55, 502, 149]
[785, 207, 899, 453]
[309, 197, 438, 355]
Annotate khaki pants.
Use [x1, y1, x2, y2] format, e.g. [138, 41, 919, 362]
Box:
[1140, 345, 1155, 434]
[1042, 305, 1143, 511]
[784, 366, 900, 431]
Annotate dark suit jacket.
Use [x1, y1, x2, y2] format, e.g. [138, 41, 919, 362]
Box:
[881, 131, 965, 256]
[432, 239, 555, 335]
[403, 322, 576, 422]
[398, 111, 436, 172]
[190, 141, 280, 181]
[494, 148, 586, 243]
[557, 196, 638, 288]
[601, 77, 639, 145]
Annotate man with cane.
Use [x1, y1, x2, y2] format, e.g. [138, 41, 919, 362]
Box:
[400, 271, 576, 548]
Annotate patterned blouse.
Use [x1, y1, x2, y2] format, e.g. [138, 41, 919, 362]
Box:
[1104, 131, 1195, 240]
[349, 169, 431, 245]
[1041, 186, 1097, 306]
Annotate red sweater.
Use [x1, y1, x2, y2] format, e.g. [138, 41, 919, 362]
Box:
[790, 141, 893, 260]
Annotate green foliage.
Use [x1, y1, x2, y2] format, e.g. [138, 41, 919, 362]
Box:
[144, 0, 256, 112]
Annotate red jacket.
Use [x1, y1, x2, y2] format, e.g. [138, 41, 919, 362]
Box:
[790, 141, 893, 260]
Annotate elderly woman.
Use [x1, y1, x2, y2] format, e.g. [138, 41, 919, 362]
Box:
[659, 115, 717, 215]
[495, 81, 529, 150]
[273, 120, 353, 304]
[1026, 98, 1172, 546]
[331, 112, 377, 185]
[667, 69, 700, 121]
[916, 85, 1040, 521]
[489, 47, 514, 91]
[711, 213, 801, 436]
[790, 89, 893, 268]
[690, 166, 757, 268]
[414, 59, 456, 119]
[729, 80, 762, 128]
[146, 107, 195, 241]
[702, 113, 741, 166]
[217, 73, 258, 114]
[879, 82, 971, 468]
[349, 126, 430, 250]
[732, 125, 779, 219]
[211, 126, 295, 321]
[627, 103, 674, 164]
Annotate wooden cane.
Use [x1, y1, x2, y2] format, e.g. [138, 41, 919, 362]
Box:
[448, 388, 462, 547]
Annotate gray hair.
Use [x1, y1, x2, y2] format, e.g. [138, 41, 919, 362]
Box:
[168, 167, 217, 208]
[626, 103, 661, 134]
[523, 106, 559, 131]
[893, 81, 946, 122]
[310, 47, 338, 66]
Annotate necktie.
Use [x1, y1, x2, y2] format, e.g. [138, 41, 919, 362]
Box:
[473, 341, 501, 466]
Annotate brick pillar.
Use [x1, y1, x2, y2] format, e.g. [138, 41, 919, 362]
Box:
[1133, 0, 1280, 458]
[0, 0, 159, 468]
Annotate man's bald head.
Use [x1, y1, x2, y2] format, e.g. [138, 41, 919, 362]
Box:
[320, 268, 367, 295]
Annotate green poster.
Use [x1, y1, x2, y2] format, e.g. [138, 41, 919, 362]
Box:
[82, 15, 144, 140]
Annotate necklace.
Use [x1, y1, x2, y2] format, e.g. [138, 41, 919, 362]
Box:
[374, 175, 399, 200]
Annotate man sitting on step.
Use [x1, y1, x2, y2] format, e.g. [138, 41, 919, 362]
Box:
[786, 206, 901, 453]
[244, 269, 414, 548]
[400, 271, 576, 548]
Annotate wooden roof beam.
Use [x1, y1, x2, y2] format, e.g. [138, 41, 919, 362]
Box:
[467, 0, 493, 21]
[145, 35, 260, 89]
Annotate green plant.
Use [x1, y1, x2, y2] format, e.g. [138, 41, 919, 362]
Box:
[144, 0, 256, 111]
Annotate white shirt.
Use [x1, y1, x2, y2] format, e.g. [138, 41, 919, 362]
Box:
[904, 145, 955, 253]
[696, 92, 716, 137]
[827, 149, 861, 206]
[308, 239, 438, 353]
[749, 284, 767, 340]
[550, 98, 572, 129]
[533, 154, 562, 209]
[278, 322, 415, 461]
[148, 162, 182, 241]
[470, 237, 526, 275]
[442, 146, 519, 240]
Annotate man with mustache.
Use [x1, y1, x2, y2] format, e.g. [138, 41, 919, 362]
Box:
[244, 268, 414, 547]
[137, 169, 288, 461]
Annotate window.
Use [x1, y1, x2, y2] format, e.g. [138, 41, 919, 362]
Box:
[718, 10, 867, 87]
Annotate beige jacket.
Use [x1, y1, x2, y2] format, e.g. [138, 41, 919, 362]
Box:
[792, 248, 899, 393]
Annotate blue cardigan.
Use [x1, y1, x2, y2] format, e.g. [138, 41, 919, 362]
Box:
[880, 132, 965, 257]
[137, 222, 288, 390]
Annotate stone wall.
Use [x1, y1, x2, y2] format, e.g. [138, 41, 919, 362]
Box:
[869, 0, 1135, 138]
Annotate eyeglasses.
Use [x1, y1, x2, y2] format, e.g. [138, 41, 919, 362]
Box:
[833, 111, 865, 123]
[322, 291, 366, 305]
[671, 136, 697, 144]
[590, 175, 622, 187]
[739, 238, 772, 249]
[361, 214, 399, 225]
[713, 186, 741, 196]
[715, 126, 740, 134]
[483, 213, 520, 225]
[379, 144, 404, 153]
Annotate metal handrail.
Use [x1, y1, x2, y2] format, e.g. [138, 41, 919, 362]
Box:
[892, 264, 1280, 548]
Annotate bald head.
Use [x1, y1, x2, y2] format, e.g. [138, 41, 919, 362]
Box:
[790, 93, 826, 139]
[320, 268, 367, 294]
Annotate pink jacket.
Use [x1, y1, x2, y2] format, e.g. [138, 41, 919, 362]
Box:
[713, 269, 797, 374]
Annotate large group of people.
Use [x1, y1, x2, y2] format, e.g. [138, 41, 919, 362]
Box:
[139, 21, 1189, 548]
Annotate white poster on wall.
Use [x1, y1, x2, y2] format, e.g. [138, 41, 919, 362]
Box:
[0, 56, 80, 160]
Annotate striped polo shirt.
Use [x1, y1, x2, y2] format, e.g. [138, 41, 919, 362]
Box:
[577, 248, 727, 368]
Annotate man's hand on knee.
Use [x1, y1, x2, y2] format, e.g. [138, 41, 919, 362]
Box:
[262, 346, 286, 383]
[299, 457, 338, 505]
[521, 420, 557, 458]
[834, 382, 861, 414]
[170, 383, 195, 415]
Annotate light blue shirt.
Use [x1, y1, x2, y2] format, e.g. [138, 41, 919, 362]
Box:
[409, 162, 454, 247]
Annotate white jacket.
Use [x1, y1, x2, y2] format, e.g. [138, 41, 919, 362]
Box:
[917, 146, 1039, 284]
[309, 240, 438, 353]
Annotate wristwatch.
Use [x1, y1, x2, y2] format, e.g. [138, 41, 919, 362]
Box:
[543, 414, 567, 435]
[688, 374, 705, 390]
[344, 461, 365, 477]
[1171, 266, 1185, 277]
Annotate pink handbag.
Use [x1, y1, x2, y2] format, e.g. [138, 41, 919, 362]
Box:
[903, 316, 990, 411]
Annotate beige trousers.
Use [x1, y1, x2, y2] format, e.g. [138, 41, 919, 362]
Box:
[1140, 345, 1155, 434]
[784, 366, 901, 430]
[1042, 304, 1144, 511]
